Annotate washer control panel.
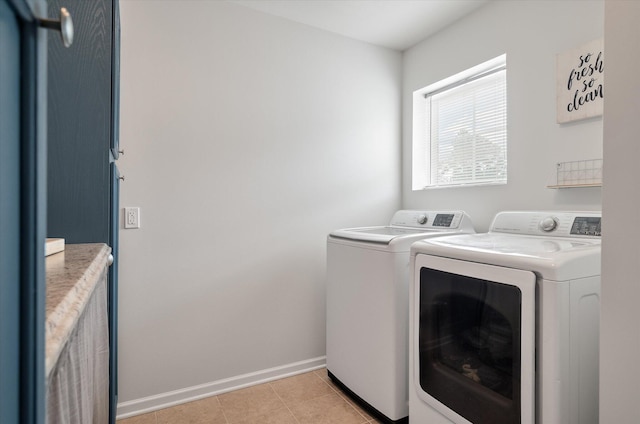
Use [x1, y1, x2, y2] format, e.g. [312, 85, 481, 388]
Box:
[491, 211, 601, 237]
[390, 210, 471, 230]
[570, 216, 601, 236]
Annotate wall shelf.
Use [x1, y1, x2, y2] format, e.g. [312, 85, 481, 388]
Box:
[547, 159, 602, 189]
[547, 183, 602, 189]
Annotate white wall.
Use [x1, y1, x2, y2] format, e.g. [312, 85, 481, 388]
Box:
[601, 1, 640, 421]
[117, 0, 401, 414]
[402, 0, 604, 231]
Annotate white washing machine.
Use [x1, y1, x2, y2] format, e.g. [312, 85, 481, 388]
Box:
[326, 210, 475, 423]
[409, 211, 602, 424]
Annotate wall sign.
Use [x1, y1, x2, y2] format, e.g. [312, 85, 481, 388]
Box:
[556, 38, 604, 123]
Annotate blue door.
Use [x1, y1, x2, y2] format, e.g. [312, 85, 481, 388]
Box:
[0, 1, 23, 421]
[1, 1, 47, 423]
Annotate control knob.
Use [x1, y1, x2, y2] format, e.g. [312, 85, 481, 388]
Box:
[417, 214, 428, 225]
[539, 216, 558, 232]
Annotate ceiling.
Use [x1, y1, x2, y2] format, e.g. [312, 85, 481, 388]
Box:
[228, 0, 489, 51]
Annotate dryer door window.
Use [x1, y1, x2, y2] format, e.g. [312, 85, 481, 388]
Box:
[413, 255, 535, 424]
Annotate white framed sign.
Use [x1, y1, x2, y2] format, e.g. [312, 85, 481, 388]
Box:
[556, 38, 604, 123]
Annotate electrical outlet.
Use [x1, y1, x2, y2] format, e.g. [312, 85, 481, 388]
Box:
[124, 207, 140, 229]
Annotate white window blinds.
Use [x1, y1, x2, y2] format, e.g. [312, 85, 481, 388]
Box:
[425, 67, 507, 187]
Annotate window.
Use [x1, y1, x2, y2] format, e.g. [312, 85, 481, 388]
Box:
[412, 55, 507, 189]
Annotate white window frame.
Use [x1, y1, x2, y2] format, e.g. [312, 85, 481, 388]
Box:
[412, 55, 507, 190]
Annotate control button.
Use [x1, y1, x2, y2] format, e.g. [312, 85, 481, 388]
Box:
[417, 214, 428, 225]
[539, 216, 558, 232]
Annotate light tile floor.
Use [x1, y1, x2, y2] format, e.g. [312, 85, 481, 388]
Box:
[117, 368, 383, 424]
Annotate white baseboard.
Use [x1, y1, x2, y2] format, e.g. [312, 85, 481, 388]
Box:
[116, 356, 327, 420]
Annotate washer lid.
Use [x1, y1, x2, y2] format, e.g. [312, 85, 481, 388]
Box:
[329, 210, 475, 244]
[330, 226, 454, 244]
[412, 233, 601, 281]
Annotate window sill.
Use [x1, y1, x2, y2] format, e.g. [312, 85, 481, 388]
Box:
[415, 181, 508, 191]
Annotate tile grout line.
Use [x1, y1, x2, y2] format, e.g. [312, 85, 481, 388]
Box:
[214, 395, 231, 424]
[311, 370, 370, 424]
[267, 369, 368, 424]
[315, 374, 365, 421]
[267, 381, 302, 424]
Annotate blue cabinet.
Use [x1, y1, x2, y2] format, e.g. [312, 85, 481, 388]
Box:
[47, 0, 117, 244]
[45, 0, 121, 422]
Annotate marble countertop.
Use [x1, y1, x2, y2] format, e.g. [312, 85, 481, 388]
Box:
[45, 243, 111, 377]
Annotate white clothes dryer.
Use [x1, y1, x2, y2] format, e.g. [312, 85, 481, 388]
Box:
[409, 211, 602, 424]
[327, 210, 475, 424]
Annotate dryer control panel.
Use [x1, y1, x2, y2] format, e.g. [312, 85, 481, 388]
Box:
[491, 211, 601, 237]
